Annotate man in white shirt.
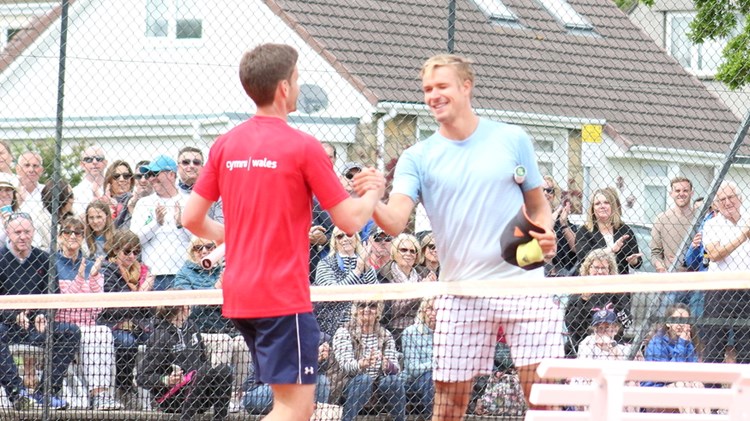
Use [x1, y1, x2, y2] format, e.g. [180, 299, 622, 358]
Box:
[702, 180, 750, 365]
[71, 145, 108, 216]
[130, 155, 190, 290]
[16, 152, 49, 249]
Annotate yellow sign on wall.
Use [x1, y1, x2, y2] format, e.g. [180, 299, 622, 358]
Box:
[582, 124, 603, 143]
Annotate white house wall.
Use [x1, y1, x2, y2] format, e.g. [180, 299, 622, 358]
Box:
[0, 0, 372, 127]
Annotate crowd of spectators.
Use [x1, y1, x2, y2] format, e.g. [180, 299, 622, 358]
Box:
[0, 138, 745, 419]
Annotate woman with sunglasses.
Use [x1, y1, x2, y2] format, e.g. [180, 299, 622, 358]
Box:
[330, 301, 406, 421]
[115, 160, 153, 229]
[54, 217, 122, 410]
[417, 233, 439, 282]
[314, 226, 378, 338]
[378, 233, 429, 350]
[102, 160, 134, 222]
[97, 229, 155, 406]
[84, 200, 116, 258]
[174, 237, 248, 411]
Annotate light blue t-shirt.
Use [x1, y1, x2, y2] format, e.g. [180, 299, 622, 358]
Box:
[392, 118, 543, 282]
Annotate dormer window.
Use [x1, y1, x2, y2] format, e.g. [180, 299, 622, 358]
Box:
[473, 0, 518, 24]
[146, 0, 202, 40]
[537, 0, 593, 31]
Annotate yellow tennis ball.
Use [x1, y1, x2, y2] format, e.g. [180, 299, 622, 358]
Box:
[516, 239, 544, 267]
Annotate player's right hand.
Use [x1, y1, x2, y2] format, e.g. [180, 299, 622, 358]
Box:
[352, 168, 386, 198]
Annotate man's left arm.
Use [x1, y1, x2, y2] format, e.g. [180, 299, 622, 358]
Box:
[524, 187, 555, 256]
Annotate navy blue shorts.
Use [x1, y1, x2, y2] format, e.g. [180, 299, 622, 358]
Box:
[233, 312, 320, 385]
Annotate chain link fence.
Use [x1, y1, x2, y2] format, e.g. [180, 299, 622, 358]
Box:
[0, 0, 749, 419]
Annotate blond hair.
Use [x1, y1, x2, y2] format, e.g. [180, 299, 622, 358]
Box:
[579, 248, 617, 276]
[420, 54, 475, 84]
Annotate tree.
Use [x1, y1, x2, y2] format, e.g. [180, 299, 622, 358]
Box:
[641, 0, 750, 90]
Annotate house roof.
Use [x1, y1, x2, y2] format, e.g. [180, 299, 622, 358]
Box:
[0, 1, 69, 75]
[1, 0, 742, 155]
[269, 0, 744, 154]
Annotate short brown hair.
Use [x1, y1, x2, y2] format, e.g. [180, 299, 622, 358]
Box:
[420, 54, 475, 84]
[670, 176, 692, 190]
[239, 43, 298, 107]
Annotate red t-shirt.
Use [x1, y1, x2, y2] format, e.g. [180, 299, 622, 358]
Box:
[193, 116, 349, 318]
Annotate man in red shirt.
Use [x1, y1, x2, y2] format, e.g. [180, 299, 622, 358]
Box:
[182, 43, 384, 420]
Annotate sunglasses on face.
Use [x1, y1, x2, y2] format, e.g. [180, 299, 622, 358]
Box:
[423, 244, 436, 251]
[144, 171, 161, 179]
[112, 172, 133, 181]
[344, 171, 360, 180]
[134, 173, 147, 180]
[61, 229, 84, 236]
[543, 187, 555, 194]
[121, 248, 141, 256]
[335, 233, 354, 240]
[82, 156, 105, 164]
[398, 247, 417, 255]
[373, 235, 392, 243]
[192, 244, 216, 252]
[180, 159, 203, 167]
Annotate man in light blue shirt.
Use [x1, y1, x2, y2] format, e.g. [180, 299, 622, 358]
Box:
[353, 54, 562, 419]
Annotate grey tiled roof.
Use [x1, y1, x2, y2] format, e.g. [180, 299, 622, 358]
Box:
[270, 0, 745, 154]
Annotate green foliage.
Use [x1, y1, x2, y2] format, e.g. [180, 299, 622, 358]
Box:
[639, 0, 749, 89]
[690, 0, 735, 41]
[11, 138, 88, 186]
[615, 0, 639, 11]
[716, 25, 750, 90]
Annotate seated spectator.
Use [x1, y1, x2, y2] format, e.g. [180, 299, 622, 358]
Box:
[642, 303, 707, 414]
[314, 227, 378, 338]
[543, 175, 578, 276]
[54, 216, 122, 410]
[401, 298, 435, 420]
[97, 229, 154, 403]
[576, 306, 631, 361]
[103, 160, 135, 222]
[243, 332, 332, 415]
[114, 160, 153, 229]
[174, 236, 248, 408]
[378, 234, 428, 350]
[331, 301, 405, 421]
[365, 228, 392, 271]
[137, 303, 232, 421]
[416, 233, 439, 281]
[84, 200, 115, 258]
[564, 248, 632, 357]
[0, 212, 81, 409]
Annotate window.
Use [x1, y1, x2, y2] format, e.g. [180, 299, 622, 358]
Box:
[667, 12, 736, 75]
[537, 0, 593, 31]
[146, 0, 202, 39]
[473, 0, 518, 23]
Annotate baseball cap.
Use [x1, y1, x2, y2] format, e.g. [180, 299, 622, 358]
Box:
[0, 173, 17, 190]
[591, 308, 618, 326]
[139, 155, 177, 173]
[499, 205, 546, 270]
[342, 162, 362, 176]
